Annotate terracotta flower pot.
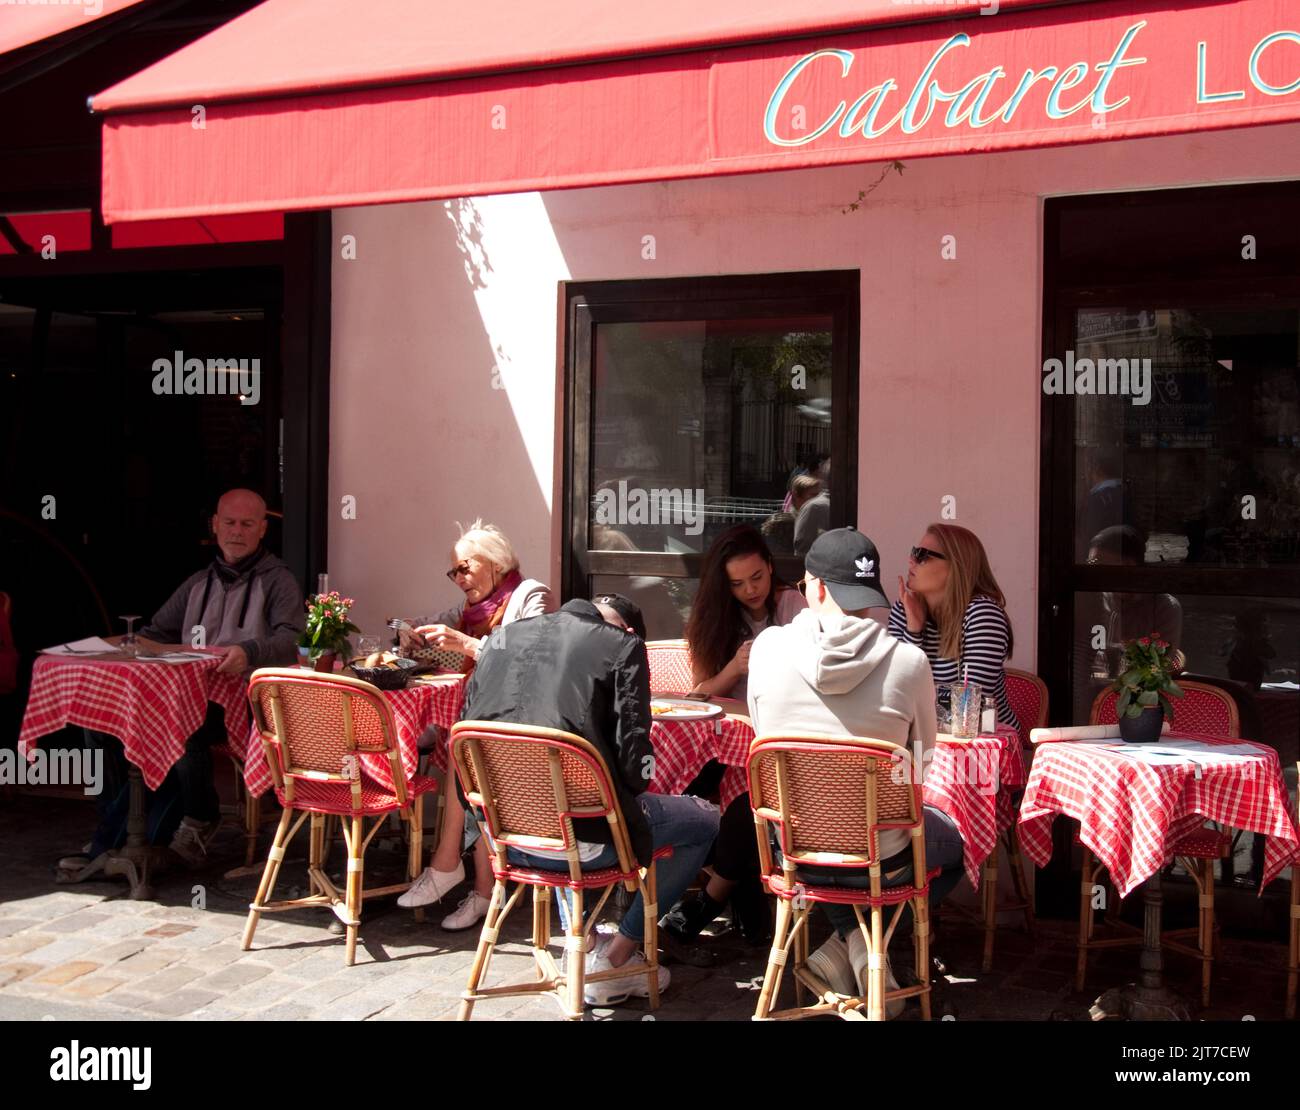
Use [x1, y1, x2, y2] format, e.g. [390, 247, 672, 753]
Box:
[298, 647, 338, 672]
[1118, 705, 1163, 743]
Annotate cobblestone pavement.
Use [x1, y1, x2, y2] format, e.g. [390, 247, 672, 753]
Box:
[1, 795, 1294, 1021]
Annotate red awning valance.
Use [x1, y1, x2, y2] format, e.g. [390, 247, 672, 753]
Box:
[92, 0, 1300, 222]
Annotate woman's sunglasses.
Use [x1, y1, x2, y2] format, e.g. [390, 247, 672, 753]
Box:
[910, 546, 947, 565]
[446, 561, 473, 581]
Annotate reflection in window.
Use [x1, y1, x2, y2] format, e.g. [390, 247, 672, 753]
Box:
[1073, 307, 1300, 567]
[590, 318, 833, 558]
[590, 574, 698, 642]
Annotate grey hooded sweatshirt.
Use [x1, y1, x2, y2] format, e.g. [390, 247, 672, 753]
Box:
[747, 608, 937, 860]
[140, 548, 305, 671]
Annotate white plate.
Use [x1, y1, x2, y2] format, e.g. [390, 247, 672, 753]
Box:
[650, 698, 723, 721]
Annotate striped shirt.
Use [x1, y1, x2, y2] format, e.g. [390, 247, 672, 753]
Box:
[887, 595, 1020, 734]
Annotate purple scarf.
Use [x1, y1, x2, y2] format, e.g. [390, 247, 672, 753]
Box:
[459, 568, 523, 638]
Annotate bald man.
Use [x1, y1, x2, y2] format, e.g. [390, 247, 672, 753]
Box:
[138, 489, 303, 675]
[68, 489, 304, 874]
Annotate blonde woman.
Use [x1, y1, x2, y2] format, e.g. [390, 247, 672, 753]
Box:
[397, 520, 555, 928]
[889, 522, 1020, 734]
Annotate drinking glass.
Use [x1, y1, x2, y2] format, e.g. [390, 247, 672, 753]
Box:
[357, 635, 382, 662]
[119, 615, 142, 658]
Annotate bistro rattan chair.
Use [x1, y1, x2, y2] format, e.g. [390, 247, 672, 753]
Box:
[241, 668, 435, 966]
[645, 639, 694, 695]
[449, 721, 671, 1020]
[748, 734, 936, 1021]
[1076, 681, 1240, 1005]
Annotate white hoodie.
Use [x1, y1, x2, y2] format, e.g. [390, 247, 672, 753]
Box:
[747, 608, 937, 860]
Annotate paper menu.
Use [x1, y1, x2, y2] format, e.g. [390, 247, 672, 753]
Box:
[40, 637, 120, 656]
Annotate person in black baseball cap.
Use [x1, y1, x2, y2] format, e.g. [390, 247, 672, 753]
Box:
[803, 527, 890, 613]
[748, 525, 967, 1015]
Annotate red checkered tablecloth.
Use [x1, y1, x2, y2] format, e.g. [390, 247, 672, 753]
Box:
[245, 673, 468, 797]
[923, 724, 1026, 889]
[18, 653, 248, 790]
[646, 713, 756, 811]
[1018, 732, 1300, 898]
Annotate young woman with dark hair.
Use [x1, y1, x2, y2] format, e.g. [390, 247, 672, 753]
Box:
[664, 525, 806, 946]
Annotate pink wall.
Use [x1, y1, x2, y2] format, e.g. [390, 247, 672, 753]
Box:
[329, 121, 1300, 661]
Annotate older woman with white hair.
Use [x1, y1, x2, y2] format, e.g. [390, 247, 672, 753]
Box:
[397, 519, 555, 928]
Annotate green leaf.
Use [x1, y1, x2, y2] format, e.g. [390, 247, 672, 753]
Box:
[1116, 689, 1132, 715]
[1165, 679, 1184, 698]
[1137, 690, 1159, 706]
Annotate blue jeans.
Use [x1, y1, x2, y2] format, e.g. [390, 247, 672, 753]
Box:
[790, 806, 966, 940]
[507, 792, 720, 943]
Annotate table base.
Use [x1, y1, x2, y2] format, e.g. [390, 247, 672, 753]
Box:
[53, 764, 174, 900]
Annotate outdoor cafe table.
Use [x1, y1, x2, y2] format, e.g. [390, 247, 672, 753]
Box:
[1017, 731, 1300, 1017]
[18, 649, 248, 897]
[641, 700, 1024, 890]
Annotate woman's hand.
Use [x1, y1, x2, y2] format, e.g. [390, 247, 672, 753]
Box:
[397, 627, 421, 652]
[730, 639, 753, 676]
[898, 575, 928, 635]
[415, 624, 478, 658]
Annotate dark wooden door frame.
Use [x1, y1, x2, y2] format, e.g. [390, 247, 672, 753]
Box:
[0, 211, 332, 594]
[561, 269, 860, 603]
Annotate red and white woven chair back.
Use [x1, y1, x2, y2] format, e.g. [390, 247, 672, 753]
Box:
[1004, 668, 1048, 747]
[450, 722, 630, 862]
[747, 736, 920, 866]
[645, 639, 694, 694]
[1089, 680, 1240, 738]
[248, 668, 400, 782]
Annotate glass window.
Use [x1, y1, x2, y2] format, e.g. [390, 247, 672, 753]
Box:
[1073, 306, 1300, 567]
[566, 272, 858, 636]
[590, 317, 833, 558]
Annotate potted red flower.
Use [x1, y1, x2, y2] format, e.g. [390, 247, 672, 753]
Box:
[297, 591, 359, 672]
[1111, 632, 1184, 743]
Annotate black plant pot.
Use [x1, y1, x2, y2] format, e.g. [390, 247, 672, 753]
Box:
[1118, 706, 1164, 743]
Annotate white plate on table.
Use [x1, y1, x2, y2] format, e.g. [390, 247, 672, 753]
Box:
[650, 698, 723, 721]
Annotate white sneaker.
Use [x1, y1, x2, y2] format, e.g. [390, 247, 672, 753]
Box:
[806, 933, 857, 996]
[397, 861, 465, 908]
[846, 929, 905, 1018]
[561, 930, 608, 976]
[441, 890, 490, 930]
[582, 947, 670, 1006]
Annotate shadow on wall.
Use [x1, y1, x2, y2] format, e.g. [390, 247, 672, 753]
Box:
[328, 199, 552, 635]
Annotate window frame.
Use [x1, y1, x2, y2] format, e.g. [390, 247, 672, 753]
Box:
[562, 270, 860, 605]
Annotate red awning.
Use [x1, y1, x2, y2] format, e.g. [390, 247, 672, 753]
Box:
[93, 0, 1300, 222]
[0, 0, 150, 57]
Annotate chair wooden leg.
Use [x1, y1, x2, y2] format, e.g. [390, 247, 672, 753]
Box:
[344, 815, 363, 966]
[915, 889, 932, 1021]
[459, 880, 508, 1021]
[1199, 858, 1215, 1008]
[565, 888, 586, 1020]
[243, 794, 261, 868]
[981, 844, 999, 972]
[643, 863, 661, 1012]
[867, 904, 886, 1021]
[753, 896, 792, 1020]
[1076, 847, 1094, 992]
[241, 804, 294, 951]
[1287, 866, 1298, 1021]
[532, 884, 552, 982]
[1005, 826, 1036, 935]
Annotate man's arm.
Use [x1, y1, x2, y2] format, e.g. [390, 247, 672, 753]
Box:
[612, 636, 655, 795]
[237, 569, 305, 670]
[138, 573, 200, 645]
